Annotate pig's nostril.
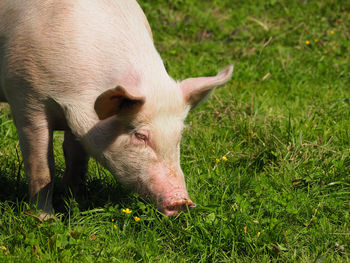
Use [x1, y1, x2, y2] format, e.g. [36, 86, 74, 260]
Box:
[187, 199, 195, 206]
[166, 198, 195, 212]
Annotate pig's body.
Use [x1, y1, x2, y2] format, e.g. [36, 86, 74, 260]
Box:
[0, 0, 232, 217]
[0, 0, 161, 132]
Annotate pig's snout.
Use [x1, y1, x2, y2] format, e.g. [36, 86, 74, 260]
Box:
[146, 166, 195, 216]
[161, 193, 196, 217]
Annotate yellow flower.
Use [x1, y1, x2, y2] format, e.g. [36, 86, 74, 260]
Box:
[111, 218, 114, 222]
[330, 30, 334, 34]
[243, 226, 247, 233]
[216, 158, 220, 163]
[0, 246, 7, 251]
[134, 216, 141, 222]
[113, 224, 117, 229]
[222, 156, 228, 161]
[122, 208, 132, 214]
[257, 232, 261, 237]
[232, 203, 238, 211]
[314, 39, 319, 43]
[305, 40, 310, 45]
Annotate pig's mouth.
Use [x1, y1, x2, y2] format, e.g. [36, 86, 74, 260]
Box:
[162, 197, 196, 217]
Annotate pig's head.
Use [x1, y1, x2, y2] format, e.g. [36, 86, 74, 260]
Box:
[91, 66, 233, 216]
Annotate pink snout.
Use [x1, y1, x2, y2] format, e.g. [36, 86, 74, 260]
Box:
[147, 165, 195, 216]
[161, 192, 196, 217]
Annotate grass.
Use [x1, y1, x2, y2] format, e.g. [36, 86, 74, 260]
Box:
[0, 0, 349, 261]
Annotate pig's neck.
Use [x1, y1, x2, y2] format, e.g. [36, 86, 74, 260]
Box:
[62, 100, 101, 137]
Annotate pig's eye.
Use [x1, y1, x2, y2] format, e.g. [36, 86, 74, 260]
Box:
[132, 130, 149, 146]
[135, 132, 148, 142]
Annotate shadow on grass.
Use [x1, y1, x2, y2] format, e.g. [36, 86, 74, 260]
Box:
[54, 177, 135, 213]
[0, 166, 135, 215]
[0, 170, 27, 203]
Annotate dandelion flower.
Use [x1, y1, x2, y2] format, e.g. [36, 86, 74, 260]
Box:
[257, 232, 261, 237]
[122, 208, 132, 214]
[222, 156, 228, 161]
[330, 30, 334, 34]
[232, 203, 238, 211]
[111, 218, 114, 222]
[134, 216, 141, 222]
[216, 158, 220, 163]
[243, 226, 247, 233]
[113, 224, 117, 230]
[305, 40, 310, 45]
[314, 39, 319, 43]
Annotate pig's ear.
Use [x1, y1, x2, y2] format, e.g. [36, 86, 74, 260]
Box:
[94, 86, 145, 120]
[180, 65, 233, 109]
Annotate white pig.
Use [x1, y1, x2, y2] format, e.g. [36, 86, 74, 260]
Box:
[0, 0, 233, 218]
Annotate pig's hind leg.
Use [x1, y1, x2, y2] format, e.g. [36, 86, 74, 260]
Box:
[62, 130, 89, 198]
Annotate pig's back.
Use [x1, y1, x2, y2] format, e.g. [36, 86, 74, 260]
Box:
[2, 0, 158, 103]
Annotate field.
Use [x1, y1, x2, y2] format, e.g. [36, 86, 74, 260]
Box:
[0, 0, 349, 262]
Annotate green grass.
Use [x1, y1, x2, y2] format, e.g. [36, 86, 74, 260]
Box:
[1, 0, 349, 261]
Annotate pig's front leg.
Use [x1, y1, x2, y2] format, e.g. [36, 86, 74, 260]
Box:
[62, 130, 89, 197]
[12, 108, 55, 219]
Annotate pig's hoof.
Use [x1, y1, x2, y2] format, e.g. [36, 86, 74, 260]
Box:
[163, 199, 196, 217]
[24, 210, 56, 222]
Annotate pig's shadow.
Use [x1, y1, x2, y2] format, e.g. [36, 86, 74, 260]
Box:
[0, 167, 135, 214]
[54, 176, 135, 213]
[0, 169, 28, 204]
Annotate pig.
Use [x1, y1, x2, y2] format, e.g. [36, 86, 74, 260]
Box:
[0, 0, 233, 218]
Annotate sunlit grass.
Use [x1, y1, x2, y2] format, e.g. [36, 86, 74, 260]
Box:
[0, 0, 349, 261]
